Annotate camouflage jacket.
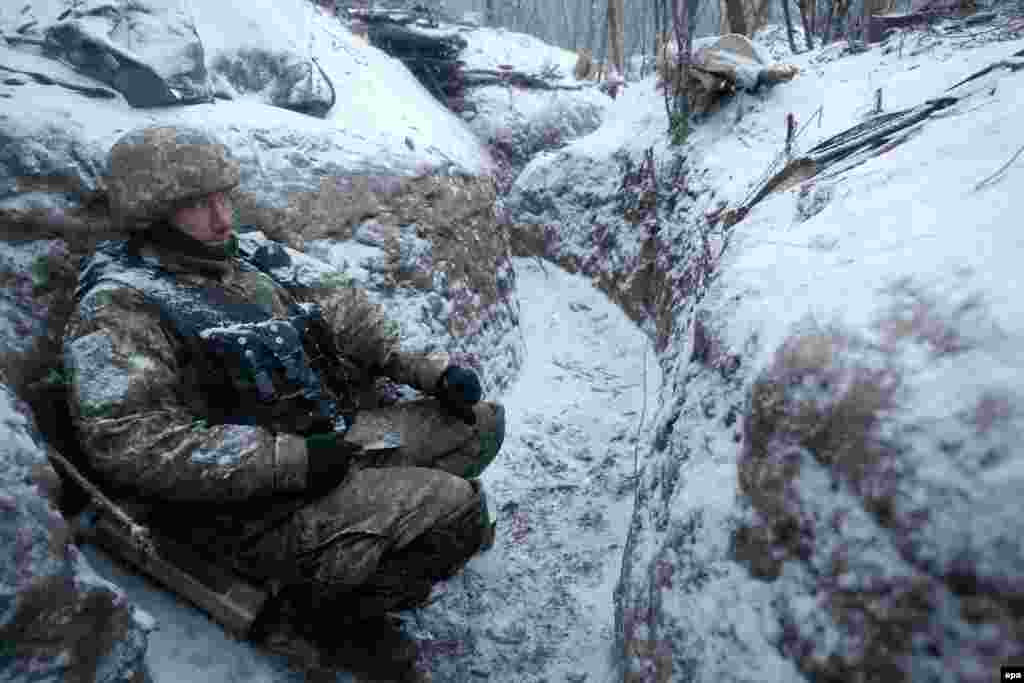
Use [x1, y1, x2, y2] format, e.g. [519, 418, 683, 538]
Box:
[62, 228, 450, 504]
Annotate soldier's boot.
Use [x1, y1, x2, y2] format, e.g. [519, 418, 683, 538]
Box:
[470, 478, 497, 553]
[254, 589, 422, 681]
[257, 493, 488, 679]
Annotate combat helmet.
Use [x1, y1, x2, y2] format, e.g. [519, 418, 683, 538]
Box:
[104, 126, 240, 229]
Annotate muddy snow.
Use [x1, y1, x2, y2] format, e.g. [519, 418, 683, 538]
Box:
[81, 256, 660, 682]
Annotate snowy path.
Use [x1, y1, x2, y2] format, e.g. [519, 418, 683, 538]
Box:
[411, 258, 661, 682]
[81, 257, 660, 683]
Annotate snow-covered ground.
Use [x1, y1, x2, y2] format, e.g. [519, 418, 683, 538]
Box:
[406, 258, 660, 681]
[506, 16, 1024, 681]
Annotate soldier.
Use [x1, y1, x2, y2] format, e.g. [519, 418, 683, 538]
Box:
[62, 126, 505, 677]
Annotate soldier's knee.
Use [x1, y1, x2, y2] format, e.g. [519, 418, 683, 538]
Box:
[462, 402, 505, 479]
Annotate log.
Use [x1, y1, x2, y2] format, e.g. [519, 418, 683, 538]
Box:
[462, 69, 586, 91]
[365, 21, 467, 107]
[0, 64, 119, 100]
[737, 96, 959, 220]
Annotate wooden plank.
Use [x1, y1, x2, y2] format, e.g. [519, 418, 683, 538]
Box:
[91, 515, 268, 640]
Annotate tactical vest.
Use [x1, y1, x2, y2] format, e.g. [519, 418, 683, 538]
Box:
[75, 238, 350, 436]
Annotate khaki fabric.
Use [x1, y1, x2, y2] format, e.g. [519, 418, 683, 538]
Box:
[231, 399, 503, 616]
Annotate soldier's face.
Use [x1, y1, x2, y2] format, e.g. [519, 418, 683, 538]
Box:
[172, 191, 234, 243]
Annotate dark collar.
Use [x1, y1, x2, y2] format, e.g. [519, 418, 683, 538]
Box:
[130, 222, 240, 278]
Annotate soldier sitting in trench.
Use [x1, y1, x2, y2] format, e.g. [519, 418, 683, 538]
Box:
[61, 126, 505, 675]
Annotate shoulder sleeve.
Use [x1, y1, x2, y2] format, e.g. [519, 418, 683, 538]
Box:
[62, 284, 309, 503]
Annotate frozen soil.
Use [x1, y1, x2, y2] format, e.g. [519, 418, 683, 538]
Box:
[80, 256, 660, 683]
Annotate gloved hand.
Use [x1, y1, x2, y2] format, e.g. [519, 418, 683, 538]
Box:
[304, 430, 361, 492]
[436, 365, 482, 426]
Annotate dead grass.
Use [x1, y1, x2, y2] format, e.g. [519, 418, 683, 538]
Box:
[969, 389, 1015, 436]
[0, 574, 137, 683]
[737, 321, 904, 585]
[0, 246, 79, 400]
[236, 175, 507, 320]
[875, 278, 987, 357]
[743, 324, 901, 505]
[741, 316, 1024, 680]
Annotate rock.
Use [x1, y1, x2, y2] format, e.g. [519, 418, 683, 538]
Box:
[0, 238, 79, 400]
[41, 1, 212, 107]
[208, 48, 335, 118]
[0, 382, 152, 683]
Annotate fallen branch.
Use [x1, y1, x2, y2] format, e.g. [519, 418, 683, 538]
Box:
[733, 95, 957, 227]
[945, 53, 1024, 92]
[0, 64, 118, 100]
[973, 143, 1024, 192]
[1, 34, 47, 47]
[462, 68, 585, 91]
[629, 344, 648, 493]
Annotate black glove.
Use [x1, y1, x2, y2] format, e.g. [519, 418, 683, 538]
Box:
[436, 365, 482, 426]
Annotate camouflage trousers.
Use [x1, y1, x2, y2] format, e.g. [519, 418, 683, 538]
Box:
[235, 398, 505, 621]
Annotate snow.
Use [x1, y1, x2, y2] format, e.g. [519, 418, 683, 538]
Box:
[64, 332, 132, 408]
[503, 19, 1024, 680]
[0, 4, 490, 209]
[402, 258, 661, 682]
[715, 36, 1024, 370]
[80, 545, 324, 683]
[421, 24, 583, 79]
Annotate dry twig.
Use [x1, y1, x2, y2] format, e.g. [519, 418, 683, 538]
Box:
[630, 344, 649, 496]
[973, 143, 1024, 192]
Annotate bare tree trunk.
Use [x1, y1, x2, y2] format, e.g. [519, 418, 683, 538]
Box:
[782, 0, 800, 53]
[654, 0, 672, 122]
[562, 0, 576, 49]
[607, 0, 626, 78]
[822, 0, 836, 42]
[723, 0, 750, 35]
[596, 0, 609, 77]
[799, 0, 815, 50]
[671, 0, 691, 122]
